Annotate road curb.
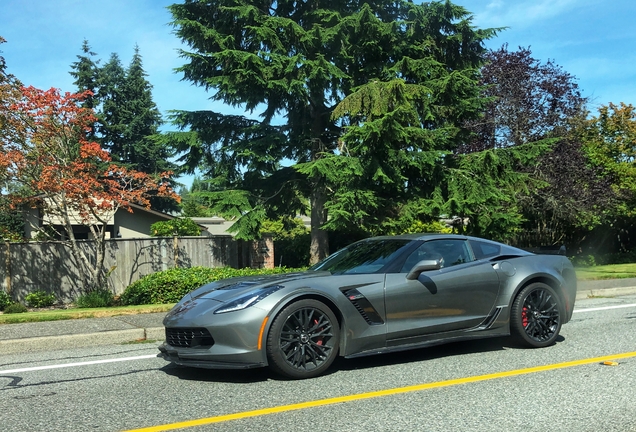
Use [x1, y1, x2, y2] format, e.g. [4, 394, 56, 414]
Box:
[575, 286, 636, 300]
[145, 327, 165, 341]
[0, 328, 165, 355]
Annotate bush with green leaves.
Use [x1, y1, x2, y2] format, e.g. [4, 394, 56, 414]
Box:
[151, 217, 201, 237]
[25, 290, 56, 308]
[4, 302, 28, 314]
[0, 290, 13, 311]
[75, 289, 115, 308]
[121, 266, 305, 305]
[261, 217, 310, 268]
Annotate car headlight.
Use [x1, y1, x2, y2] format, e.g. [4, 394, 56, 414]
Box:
[214, 285, 284, 314]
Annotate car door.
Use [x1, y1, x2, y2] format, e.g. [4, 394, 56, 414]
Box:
[384, 239, 501, 344]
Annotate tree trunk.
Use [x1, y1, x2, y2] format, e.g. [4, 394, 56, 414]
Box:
[309, 183, 329, 265]
[308, 95, 330, 264]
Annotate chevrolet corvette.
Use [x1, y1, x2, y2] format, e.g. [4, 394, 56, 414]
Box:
[158, 234, 577, 379]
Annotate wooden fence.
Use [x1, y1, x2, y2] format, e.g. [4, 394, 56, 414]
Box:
[1, 235, 273, 303]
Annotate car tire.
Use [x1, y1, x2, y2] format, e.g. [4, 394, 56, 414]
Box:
[266, 299, 340, 379]
[511, 283, 563, 348]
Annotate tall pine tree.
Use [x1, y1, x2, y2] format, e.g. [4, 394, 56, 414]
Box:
[69, 39, 100, 112]
[168, 0, 498, 262]
[121, 46, 166, 174]
[70, 45, 179, 212]
[96, 53, 128, 159]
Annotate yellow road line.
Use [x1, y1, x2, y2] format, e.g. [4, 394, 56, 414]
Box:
[125, 351, 636, 432]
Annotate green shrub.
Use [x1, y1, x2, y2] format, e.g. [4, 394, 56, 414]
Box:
[151, 217, 201, 236]
[75, 289, 115, 308]
[262, 217, 311, 267]
[0, 290, 12, 311]
[25, 290, 56, 308]
[570, 255, 596, 267]
[4, 303, 28, 314]
[121, 266, 306, 305]
[598, 251, 636, 265]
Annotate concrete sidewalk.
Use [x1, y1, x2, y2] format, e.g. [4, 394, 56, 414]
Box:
[577, 277, 636, 299]
[0, 312, 167, 355]
[1, 278, 635, 356]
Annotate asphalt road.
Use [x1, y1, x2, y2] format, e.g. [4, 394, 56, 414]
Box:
[1, 295, 635, 432]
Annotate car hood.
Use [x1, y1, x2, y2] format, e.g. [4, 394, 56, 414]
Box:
[185, 271, 331, 303]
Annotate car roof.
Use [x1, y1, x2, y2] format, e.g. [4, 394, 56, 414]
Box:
[361, 233, 529, 256]
[365, 233, 468, 241]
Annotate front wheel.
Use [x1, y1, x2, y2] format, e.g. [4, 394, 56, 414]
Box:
[511, 283, 563, 348]
[266, 299, 340, 379]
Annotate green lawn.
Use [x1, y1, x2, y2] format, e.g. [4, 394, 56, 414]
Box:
[576, 263, 636, 281]
[0, 303, 174, 325]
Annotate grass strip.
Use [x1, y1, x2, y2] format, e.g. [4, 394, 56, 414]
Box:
[0, 303, 175, 325]
[575, 263, 636, 280]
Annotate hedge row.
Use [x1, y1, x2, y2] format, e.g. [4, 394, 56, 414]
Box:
[120, 266, 306, 305]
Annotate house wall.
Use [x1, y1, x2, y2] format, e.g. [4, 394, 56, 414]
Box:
[23, 202, 174, 240]
[37, 197, 116, 226]
[0, 235, 263, 303]
[116, 208, 171, 238]
[23, 207, 40, 239]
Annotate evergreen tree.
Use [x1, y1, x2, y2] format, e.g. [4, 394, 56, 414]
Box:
[97, 53, 127, 157]
[121, 45, 167, 174]
[1, 36, 26, 240]
[70, 46, 179, 212]
[1, 36, 22, 143]
[180, 177, 213, 217]
[168, 0, 498, 262]
[69, 39, 100, 111]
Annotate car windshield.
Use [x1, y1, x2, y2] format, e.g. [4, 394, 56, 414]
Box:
[309, 239, 411, 274]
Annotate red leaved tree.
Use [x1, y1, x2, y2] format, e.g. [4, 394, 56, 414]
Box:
[0, 85, 179, 292]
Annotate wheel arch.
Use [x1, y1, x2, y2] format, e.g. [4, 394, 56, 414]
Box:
[509, 277, 565, 347]
[260, 292, 346, 362]
[509, 275, 567, 314]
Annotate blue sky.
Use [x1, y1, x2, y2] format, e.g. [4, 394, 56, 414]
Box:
[3, 0, 635, 112]
[2, 0, 635, 183]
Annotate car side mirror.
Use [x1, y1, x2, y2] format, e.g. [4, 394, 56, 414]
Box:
[406, 259, 442, 280]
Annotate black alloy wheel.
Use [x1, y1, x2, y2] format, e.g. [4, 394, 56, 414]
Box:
[267, 299, 340, 379]
[511, 283, 563, 348]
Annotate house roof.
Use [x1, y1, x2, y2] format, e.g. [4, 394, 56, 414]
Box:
[127, 202, 176, 221]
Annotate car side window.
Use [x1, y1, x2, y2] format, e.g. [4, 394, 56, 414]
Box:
[400, 239, 472, 273]
[469, 240, 501, 260]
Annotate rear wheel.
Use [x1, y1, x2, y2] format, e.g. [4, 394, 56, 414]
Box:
[511, 283, 562, 348]
[266, 299, 340, 379]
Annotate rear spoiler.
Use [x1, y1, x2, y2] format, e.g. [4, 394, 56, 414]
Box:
[523, 245, 567, 256]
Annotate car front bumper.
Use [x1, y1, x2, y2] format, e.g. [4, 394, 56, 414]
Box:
[157, 343, 266, 369]
[158, 299, 270, 370]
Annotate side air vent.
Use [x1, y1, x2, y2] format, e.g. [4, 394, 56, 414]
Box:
[341, 288, 384, 325]
[478, 307, 503, 330]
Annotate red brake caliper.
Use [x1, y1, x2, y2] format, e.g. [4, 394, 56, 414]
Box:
[522, 307, 529, 327]
[314, 319, 323, 346]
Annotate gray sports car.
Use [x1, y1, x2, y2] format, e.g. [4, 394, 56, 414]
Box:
[158, 234, 577, 379]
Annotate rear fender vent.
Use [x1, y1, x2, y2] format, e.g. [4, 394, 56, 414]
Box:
[490, 255, 523, 262]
